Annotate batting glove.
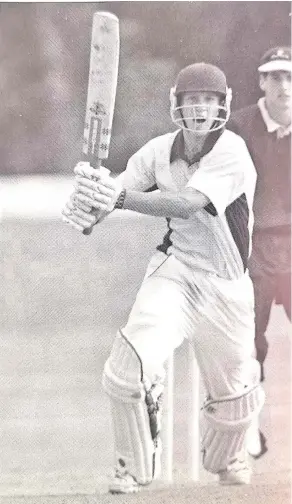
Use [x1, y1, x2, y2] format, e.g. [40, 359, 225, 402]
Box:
[62, 162, 121, 232]
[74, 162, 123, 212]
[61, 193, 100, 232]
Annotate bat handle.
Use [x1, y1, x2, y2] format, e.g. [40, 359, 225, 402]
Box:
[83, 226, 93, 235]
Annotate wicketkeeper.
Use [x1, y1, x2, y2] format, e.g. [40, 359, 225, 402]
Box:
[62, 63, 265, 494]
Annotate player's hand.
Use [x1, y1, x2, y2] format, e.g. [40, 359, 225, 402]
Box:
[62, 195, 100, 232]
[74, 161, 108, 180]
[74, 162, 122, 212]
[61, 161, 115, 232]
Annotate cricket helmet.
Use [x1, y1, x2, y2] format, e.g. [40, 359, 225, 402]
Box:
[170, 63, 232, 133]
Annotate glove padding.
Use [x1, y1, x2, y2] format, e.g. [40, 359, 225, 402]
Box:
[62, 162, 122, 232]
[62, 192, 101, 231]
[74, 162, 122, 212]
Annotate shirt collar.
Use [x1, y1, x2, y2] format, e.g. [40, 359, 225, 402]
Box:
[258, 97, 291, 137]
[170, 130, 189, 163]
[170, 128, 224, 165]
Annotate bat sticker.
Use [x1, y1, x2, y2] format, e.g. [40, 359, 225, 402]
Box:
[89, 101, 107, 116]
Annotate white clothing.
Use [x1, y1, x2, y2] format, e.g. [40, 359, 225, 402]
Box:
[122, 250, 258, 398]
[102, 128, 262, 484]
[119, 129, 257, 280]
[257, 97, 291, 138]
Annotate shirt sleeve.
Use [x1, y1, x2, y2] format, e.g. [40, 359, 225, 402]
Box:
[118, 140, 157, 191]
[186, 138, 255, 216]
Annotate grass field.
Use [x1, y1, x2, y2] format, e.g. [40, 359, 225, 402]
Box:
[0, 217, 291, 501]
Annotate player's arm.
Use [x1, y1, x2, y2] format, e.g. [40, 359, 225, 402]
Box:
[62, 152, 156, 231]
[62, 140, 159, 229]
[73, 162, 210, 219]
[185, 138, 256, 216]
[121, 188, 210, 218]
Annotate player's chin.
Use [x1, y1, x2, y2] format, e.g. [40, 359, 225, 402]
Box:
[195, 123, 210, 135]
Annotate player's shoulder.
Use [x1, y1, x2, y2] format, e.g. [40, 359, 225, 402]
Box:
[143, 130, 179, 149]
[134, 130, 179, 158]
[204, 129, 256, 178]
[214, 128, 250, 153]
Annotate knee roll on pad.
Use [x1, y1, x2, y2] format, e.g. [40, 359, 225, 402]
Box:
[102, 331, 164, 484]
[201, 384, 265, 473]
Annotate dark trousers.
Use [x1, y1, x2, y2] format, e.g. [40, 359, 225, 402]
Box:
[252, 273, 291, 380]
[250, 228, 291, 381]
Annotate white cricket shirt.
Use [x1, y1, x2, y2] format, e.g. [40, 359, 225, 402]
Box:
[119, 129, 257, 280]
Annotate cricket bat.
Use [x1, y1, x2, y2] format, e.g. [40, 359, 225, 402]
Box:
[82, 11, 120, 235]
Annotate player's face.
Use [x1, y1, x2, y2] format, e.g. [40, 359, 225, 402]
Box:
[260, 71, 291, 110]
[180, 92, 221, 134]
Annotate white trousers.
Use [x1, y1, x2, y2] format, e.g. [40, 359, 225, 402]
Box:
[122, 251, 259, 398]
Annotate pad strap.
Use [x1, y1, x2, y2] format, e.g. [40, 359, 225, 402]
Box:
[201, 384, 265, 473]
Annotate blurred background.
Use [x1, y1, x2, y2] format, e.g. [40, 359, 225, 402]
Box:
[0, 1, 290, 176]
[0, 2, 291, 498]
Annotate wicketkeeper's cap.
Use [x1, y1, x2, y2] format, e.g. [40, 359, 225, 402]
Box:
[258, 46, 292, 73]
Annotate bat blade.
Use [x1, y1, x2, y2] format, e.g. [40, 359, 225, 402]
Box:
[83, 11, 120, 166]
[82, 11, 119, 235]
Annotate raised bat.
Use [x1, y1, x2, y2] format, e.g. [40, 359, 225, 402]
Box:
[82, 11, 120, 235]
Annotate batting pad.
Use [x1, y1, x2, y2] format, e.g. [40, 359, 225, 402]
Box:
[102, 332, 164, 484]
[201, 383, 265, 473]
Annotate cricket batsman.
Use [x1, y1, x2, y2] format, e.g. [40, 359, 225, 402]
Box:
[62, 63, 265, 493]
